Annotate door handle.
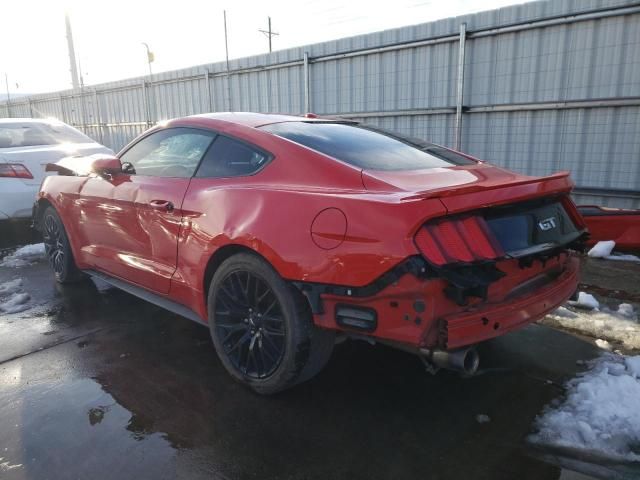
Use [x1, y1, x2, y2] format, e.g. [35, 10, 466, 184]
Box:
[149, 200, 175, 212]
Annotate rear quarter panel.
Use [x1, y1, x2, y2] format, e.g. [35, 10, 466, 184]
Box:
[172, 181, 448, 320]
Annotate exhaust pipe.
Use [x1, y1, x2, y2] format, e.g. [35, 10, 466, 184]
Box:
[420, 347, 480, 375]
[349, 335, 480, 376]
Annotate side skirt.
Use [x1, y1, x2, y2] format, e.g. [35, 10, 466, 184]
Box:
[85, 269, 207, 326]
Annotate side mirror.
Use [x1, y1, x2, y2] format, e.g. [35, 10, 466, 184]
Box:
[90, 156, 122, 178]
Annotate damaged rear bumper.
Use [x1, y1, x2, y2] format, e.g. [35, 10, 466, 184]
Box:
[440, 255, 579, 349]
[304, 253, 579, 352]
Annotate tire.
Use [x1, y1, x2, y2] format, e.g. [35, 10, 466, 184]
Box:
[42, 206, 84, 283]
[207, 253, 335, 394]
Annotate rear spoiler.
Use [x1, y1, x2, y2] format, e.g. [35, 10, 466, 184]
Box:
[402, 171, 574, 201]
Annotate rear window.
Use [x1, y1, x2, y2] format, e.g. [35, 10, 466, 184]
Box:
[0, 121, 93, 148]
[259, 122, 475, 171]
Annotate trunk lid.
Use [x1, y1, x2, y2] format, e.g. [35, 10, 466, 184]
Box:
[361, 163, 574, 213]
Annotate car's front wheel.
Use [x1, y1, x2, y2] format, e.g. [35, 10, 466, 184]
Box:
[42, 206, 84, 283]
[207, 253, 335, 394]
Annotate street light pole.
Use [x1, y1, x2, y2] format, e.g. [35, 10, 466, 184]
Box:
[141, 42, 156, 122]
[142, 42, 154, 78]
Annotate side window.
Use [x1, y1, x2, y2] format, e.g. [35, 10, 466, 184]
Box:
[195, 135, 270, 178]
[119, 128, 215, 177]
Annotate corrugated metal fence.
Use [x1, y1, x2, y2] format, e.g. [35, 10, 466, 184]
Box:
[1, 0, 639, 207]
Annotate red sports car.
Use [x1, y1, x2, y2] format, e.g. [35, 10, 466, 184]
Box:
[35, 113, 586, 394]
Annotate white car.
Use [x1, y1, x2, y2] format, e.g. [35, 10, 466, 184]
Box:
[0, 118, 113, 221]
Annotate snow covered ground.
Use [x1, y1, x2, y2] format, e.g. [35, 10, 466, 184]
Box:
[542, 294, 639, 351]
[0, 243, 45, 313]
[0, 278, 31, 314]
[0, 243, 45, 268]
[530, 353, 640, 462]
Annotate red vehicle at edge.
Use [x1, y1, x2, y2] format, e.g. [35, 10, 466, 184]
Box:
[578, 205, 640, 252]
[34, 113, 586, 394]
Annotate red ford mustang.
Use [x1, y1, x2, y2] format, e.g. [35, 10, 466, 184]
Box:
[35, 113, 586, 394]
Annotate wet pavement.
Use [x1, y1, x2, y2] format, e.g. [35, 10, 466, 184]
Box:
[0, 256, 636, 479]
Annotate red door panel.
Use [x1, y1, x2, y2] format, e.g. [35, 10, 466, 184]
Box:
[78, 174, 190, 294]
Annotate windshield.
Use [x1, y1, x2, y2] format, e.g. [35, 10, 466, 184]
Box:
[0, 121, 94, 148]
[259, 121, 475, 171]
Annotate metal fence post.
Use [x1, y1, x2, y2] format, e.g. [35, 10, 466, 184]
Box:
[225, 73, 232, 111]
[205, 70, 214, 112]
[94, 89, 104, 144]
[142, 79, 151, 127]
[303, 52, 311, 114]
[59, 94, 68, 123]
[80, 87, 88, 132]
[27, 98, 33, 117]
[454, 22, 467, 151]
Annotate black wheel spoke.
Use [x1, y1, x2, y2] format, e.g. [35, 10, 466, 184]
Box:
[220, 324, 248, 344]
[227, 331, 251, 355]
[214, 269, 287, 379]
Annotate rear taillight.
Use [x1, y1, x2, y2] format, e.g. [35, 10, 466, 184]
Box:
[0, 164, 34, 179]
[560, 196, 586, 229]
[415, 216, 504, 266]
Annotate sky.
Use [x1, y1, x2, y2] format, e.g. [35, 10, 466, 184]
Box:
[1, 0, 525, 95]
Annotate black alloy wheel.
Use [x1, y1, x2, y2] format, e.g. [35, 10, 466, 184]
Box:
[41, 207, 83, 283]
[214, 270, 286, 379]
[208, 253, 335, 394]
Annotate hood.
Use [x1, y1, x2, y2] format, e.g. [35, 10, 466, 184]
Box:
[361, 163, 574, 214]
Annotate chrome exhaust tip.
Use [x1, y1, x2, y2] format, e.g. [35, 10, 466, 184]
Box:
[420, 347, 480, 375]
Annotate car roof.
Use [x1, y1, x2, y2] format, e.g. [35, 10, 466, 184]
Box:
[0, 118, 61, 124]
[190, 112, 344, 128]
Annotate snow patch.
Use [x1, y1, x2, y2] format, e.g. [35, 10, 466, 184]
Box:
[551, 306, 578, 318]
[475, 414, 491, 424]
[618, 304, 636, 318]
[530, 354, 640, 462]
[0, 278, 32, 314]
[595, 339, 612, 351]
[605, 253, 640, 263]
[587, 240, 640, 263]
[0, 243, 46, 268]
[567, 292, 600, 310]
[544, 301, 640, 350]
[0, 457, 23, 472]
[0, 292, 31, 314]
[588, 241, 615, 258]
[0, 278, 22, 295]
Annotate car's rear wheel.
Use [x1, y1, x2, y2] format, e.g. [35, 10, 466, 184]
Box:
[42, 206, 84, 283]
[208, 253, 335, 394]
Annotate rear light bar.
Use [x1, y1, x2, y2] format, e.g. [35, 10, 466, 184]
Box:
[0, 164, 34, 179]
[415, 216, 504, 266]
[560, 196, 586, 229]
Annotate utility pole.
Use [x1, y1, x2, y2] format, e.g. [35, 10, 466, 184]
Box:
[259, 17, 279, 53]
[224, 10, 232, 110]
[65, 11, 80, 89]
[223, 10, 230, 71]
